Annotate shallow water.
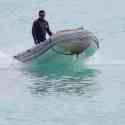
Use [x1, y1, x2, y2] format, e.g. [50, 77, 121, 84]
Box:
[0, 0, 125, 124]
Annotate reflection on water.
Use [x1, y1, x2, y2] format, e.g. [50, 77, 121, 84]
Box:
[24, 65, 100, 97]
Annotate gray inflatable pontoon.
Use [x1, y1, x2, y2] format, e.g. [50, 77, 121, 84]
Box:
[14, 28, 99, 63]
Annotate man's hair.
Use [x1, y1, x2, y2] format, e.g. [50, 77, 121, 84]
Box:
[39, 10, 45, 15]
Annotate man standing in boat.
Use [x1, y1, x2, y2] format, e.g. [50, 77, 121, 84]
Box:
[32, 10, 53, 45]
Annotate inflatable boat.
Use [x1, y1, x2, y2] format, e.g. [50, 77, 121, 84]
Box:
[14, 28, 99, 64]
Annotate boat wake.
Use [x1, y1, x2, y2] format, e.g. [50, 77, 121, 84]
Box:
[0, 51, 18, 69]
[86, 53, 125, 67]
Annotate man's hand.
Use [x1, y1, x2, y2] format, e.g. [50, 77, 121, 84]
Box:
[34, 40, 39, 45]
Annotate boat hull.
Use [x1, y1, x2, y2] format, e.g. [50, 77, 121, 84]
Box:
[14, 28, 99, 65]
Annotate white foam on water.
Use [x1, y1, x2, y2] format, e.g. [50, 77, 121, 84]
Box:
[0, 51, 18, 68]
[86, 52, 125, 66]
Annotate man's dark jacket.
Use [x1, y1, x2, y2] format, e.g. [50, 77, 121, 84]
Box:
[32, 18, 52, 44]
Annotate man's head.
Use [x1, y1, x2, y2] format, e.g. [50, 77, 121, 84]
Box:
[39, 10, 45, 19]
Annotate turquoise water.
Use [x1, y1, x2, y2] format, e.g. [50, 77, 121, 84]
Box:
[0, 0, 125, 124]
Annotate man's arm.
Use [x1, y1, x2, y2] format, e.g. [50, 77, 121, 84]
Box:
[46, 22, 53, 36]
[32, 21, 38, 45]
